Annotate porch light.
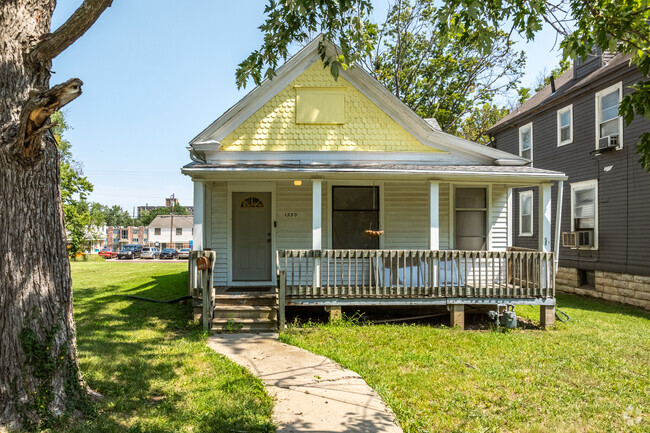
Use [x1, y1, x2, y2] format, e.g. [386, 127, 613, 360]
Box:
[293, 180, 302, 186]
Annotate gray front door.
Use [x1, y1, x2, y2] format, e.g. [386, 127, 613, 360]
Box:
[232, 192, 272, 281]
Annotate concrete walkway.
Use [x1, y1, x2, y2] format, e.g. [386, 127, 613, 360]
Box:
[207, 333, 403, 433]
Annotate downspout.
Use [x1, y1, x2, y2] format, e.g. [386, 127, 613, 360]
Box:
[553, 180, 564, 275]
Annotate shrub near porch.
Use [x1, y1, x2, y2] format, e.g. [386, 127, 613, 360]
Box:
[281, 295, 649, 433]
[62, 262, 274, 433]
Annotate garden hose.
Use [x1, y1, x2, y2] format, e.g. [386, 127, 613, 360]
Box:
[122, 295, 192, 304]
[555, 308, 571, 323]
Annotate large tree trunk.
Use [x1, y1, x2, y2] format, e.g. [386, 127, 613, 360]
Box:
[0, 1, 111, 429]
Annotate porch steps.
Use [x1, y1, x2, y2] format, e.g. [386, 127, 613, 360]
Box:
[211, 292, 278, 333]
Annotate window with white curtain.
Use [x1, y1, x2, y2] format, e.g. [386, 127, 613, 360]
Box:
[557, 105, 573, 146]
[519, 122, 533, 163]
[519, 190, 533, 236]
[595, 82, 623, 146]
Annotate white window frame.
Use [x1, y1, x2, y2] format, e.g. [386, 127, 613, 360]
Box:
[557, 104, 573, 146]
[570, 179, 598, 250]
[519, 122, 533, 165]
[518, 190, 534, 237]
[595, 82, 623, 149]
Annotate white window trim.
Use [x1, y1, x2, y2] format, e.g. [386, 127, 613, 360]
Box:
[518, 190, 534, 237]
[570, 179, 598, 250]
[518, 122, 533, 165]
[594, 82, 623, 149]
[557, 104, 573, 147]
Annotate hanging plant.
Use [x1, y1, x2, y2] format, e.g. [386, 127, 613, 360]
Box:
[364, 229, 384, 238]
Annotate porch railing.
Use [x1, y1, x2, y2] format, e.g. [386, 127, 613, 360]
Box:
[276, 248, 554, 299]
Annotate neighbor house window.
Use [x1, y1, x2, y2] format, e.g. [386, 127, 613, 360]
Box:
[595, 82, 623, 147]
[557, 105, 573, 146]
[519, 122, 533, 163]
[176, 228, 182, 235]
[332, 186, 379, 249]
[455, 187, 487, 250]
[154, 228, 161, 235]
[519, 190, 533, 236]
[571, 180, 598, 249]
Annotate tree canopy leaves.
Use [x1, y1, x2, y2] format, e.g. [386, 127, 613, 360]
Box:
[362, 0, 525, 137]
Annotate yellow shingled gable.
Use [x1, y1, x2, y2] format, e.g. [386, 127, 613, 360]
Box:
[220, 61, 441, 152]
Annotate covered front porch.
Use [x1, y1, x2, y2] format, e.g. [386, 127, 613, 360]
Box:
[186, 163, 566, 330]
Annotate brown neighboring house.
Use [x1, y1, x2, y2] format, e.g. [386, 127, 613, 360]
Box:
[488, 50, 650, 310]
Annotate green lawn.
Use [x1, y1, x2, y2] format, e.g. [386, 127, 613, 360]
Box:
[281, 295, 650, 433]
[53, 261, 275, 433]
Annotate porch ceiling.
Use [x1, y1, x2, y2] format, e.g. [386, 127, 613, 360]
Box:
[182, 162, 567, 183]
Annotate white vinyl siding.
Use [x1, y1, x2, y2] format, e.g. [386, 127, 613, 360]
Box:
[276, 180, 312, 251]
[210, 181, 228, 285]
[519, 122, 533, 164]
[519, 190, 533, 236]
[595, 82, 623, 148]
[490, 185, 509, 251]
[557, 105, 573, 146]
[439, 183, 450, 250]
[384, 182, 429, 249]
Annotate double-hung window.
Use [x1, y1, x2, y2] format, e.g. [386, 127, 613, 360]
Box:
[557, 105, 573, 146]
[176, 228, 182, 236]
[519, 122, 533, 163]
[519, 190, 533, 236]
[595, 82, 623, 148]
[571, 180, 598, 249]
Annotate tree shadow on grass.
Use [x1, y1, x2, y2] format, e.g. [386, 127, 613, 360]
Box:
[71, 271, 275, 433]
[556, 293, 650, 320]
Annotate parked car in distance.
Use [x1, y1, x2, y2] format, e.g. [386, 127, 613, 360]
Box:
[98, 247, 117, 259]
[141, 247, 160, 259]
[178, 248, 191, 259]
[159, 248, 179, 260]
[117, 244, 142, 260]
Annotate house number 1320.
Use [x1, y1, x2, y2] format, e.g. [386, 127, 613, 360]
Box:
[284, 212, 298, 217]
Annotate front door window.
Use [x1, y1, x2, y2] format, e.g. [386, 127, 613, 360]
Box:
[332, 186, 379, 249]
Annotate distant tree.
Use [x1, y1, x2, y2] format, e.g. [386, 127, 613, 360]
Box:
[95, 204, 133, 227]
[460, 103, 510, 144]
[361, 0, 525, 135]
[533, 59, 572, 92]
[139, 204, 188, 226]
[52, 112, 94, 258]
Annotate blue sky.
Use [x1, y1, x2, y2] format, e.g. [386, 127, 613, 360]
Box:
[52, 1, 563, 214]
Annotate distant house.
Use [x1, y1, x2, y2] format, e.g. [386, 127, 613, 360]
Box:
[488, 50, 650, 310]
[105, 226, 149, 250]
[148, 215, 193, 250]
[181, 37, 567, 330]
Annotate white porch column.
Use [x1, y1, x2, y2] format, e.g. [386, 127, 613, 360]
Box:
[312, 179, 322, 287]
[553, 181, 564, 275]
[539, 183, 552, 291]
[193, 180, 204, 251]
[429, 181, 440, 249]
[429, 180, 440, 288]
[539, 183, 552, 252]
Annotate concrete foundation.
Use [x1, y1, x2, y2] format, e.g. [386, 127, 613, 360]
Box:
[556, 267, 650, 310]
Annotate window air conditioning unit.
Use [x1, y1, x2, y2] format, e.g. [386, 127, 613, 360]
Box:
[562, 232, 577, 248]
[576, 230, 594, 247]
[598, 134, 621, 150]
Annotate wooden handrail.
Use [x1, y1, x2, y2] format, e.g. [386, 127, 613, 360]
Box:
[189, 250, 217, 330]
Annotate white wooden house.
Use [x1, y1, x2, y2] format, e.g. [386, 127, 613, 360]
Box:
[183, 37, 566, 330]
